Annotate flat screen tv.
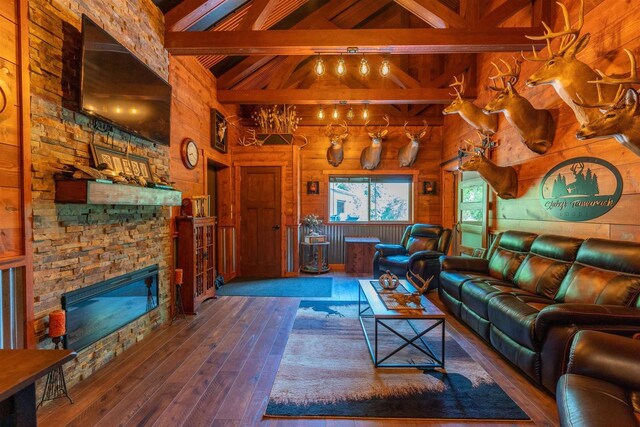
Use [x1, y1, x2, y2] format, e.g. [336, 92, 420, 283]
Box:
[80, 16, 171, 145]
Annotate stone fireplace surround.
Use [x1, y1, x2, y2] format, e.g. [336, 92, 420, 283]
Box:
[29, 0, 172, 386]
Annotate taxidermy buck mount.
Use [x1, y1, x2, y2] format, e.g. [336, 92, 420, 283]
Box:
[398, 121, 429, 167]
[524, 0, 621, 126]
[458, 133, 518, 200]
[483, 57, 556, 154]
[443, 75, 498, 135]
[575, 49, 640, 157]
[361, 115, 389, 170]
[325, 121, 349, 167]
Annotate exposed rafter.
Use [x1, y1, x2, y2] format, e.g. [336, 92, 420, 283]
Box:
[393, 0, 466, 28]
[166, 28, 546, 56]
[237, 0, 280, 30]
[217, 88, 470, 104]
[165, 0, 226, 32]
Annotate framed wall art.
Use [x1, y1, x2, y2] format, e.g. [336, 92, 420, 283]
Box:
[90, 143, 152, 179]
[211, 109, 227, 153]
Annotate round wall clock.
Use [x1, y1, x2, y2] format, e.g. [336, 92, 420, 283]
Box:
[181, 138, 199, 170]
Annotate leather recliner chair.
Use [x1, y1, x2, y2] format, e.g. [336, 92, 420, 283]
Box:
[372, 224, 452, 290]
[556, 330, 640, 427]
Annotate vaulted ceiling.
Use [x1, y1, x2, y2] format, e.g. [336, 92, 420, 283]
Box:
[154, 0, 551, 124]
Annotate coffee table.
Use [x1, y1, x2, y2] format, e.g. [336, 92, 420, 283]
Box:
[358, 279, 445, 369]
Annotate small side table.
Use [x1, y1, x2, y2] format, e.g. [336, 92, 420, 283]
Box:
[345, 237, 380, 275]
[300, 241, 330, 274]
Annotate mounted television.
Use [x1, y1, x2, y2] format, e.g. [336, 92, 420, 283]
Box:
[80, 16, 171, 145]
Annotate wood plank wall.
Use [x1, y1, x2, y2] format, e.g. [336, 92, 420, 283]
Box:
[0, 0, 32, 346]
[169, 56, 239, 280]
[299, 124, 443, 225]
[441, 0, 640, 242]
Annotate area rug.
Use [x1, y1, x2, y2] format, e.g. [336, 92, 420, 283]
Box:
[265, 301, 529, 420]
[217, 277, 332, 297]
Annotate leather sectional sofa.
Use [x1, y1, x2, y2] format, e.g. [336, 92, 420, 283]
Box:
[556, 330, 640, 427]
[439, 230, 640, 392]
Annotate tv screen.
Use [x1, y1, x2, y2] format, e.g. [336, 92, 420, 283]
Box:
[81, 16, 171, 145]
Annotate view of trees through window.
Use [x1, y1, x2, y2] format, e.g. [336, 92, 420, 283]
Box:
[329, 177, 411, 222]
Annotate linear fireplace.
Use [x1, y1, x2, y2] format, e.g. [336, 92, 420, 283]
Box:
[62, 265, 159, 350]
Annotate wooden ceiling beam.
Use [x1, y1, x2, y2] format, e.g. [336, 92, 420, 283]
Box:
[217, 88, 465, 104]
[165, 0, 226, 32]
[481, 0, 530, 28]
[166, 28, 545, 56]
[237, 0, 280, 30]
[393, 0, 466, 28]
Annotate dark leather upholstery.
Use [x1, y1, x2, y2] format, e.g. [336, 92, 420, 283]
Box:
[373, 224, 452, 290]
[439, 231, 640, 393]
[557, 331, 640, 427]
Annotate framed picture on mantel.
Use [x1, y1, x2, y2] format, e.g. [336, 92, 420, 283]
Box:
[90, 143, 151, 179]
[211, 109, 227, 153]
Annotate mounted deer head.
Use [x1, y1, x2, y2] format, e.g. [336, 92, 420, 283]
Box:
[524, 0, 620, 125]
[361, 115, 389, 170]
[398, 120, 429, 167]
[443, 75, 498, 135]
[325, 121, 349, 167]
[458, 133, 518, 199]
[483, 57, 556, 154]
[575, 49, 640, 156]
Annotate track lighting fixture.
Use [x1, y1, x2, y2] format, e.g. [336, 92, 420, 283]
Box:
[336, 55, 346, 77]
[318, 106, 325, 120]
[332, 105, 339, 120]
[359, 56, 370, 77]
[379, 58, 391, 77]
[314, 55, 325, 76]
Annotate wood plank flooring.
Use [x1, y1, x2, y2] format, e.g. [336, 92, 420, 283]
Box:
[38, 274, 559, 426]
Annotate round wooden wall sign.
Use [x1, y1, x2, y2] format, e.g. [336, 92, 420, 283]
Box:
[539, 157, 623, 222]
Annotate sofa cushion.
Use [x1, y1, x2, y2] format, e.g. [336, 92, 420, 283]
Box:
[461, 280, 515, 319]
[555, 239, 640, 306]
[488, 294, 553, 350]
[406, 236, 438, 254]
[378, 255, 409, 270]
[557, 374, 638, 427]
[440, 270, 494, 300]
[487, 231, 537, 281]
[513, 235, 583, 299]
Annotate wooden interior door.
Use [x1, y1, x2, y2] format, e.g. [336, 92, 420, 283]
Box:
[240, 166, 282, 277]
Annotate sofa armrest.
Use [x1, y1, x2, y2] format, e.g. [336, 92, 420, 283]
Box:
[439, 256, 489, 274]
[566, 330, 640, 391]
[374, 244, 407, 257]
[535, 304, 640, 341]
[408, 250, 444, 264]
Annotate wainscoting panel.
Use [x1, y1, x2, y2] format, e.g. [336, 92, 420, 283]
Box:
[323, 224, 408, 264]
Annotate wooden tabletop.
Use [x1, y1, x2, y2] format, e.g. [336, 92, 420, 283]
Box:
[0, 350, 76, 400]
[359, 279, 445, 319]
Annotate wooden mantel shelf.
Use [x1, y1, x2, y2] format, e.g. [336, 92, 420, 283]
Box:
[55, 180, 182, 206]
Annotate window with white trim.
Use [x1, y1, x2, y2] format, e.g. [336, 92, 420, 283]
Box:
[328, 176, 412, 222]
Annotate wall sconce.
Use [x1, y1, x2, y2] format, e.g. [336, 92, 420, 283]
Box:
[422, 181, 436, 195]
[317, 106, 325, 120]
[314, 55, 325, 76]
[336, 55, 347, 77]
[379, 58, 391, 77]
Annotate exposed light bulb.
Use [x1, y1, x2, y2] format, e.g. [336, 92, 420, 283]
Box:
[130, 107, 138, 114]
[336, 56, 346, 77]
[379, 58, 391, 77]
[318, 106, 325, 120]
[359, 57, 370, 77]
[314, 55, 325, 76]
[115, 106, 122, 114]
[362, 106, 369, 120]
[332, 106, 339, 120]
[346, 107, 355, 121]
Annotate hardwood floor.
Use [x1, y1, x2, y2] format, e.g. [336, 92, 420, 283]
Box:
[39, 273, 559, 426]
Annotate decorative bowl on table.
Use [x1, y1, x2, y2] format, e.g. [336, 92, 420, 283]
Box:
[378, 271, 400, 291]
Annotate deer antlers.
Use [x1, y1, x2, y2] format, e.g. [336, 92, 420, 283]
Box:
[449, 75, 465, 98]
[364, 115, 390, 137]
[403, 120, 429, 138]
[576, 48, 640, 109]
[523, 0, 584, 61]
[489, 57, 522, 91]
[324, 121, 349, 140]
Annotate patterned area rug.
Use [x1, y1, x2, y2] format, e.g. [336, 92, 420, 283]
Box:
[265, 301, 529, 420]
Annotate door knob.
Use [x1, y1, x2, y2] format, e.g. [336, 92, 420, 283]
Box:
[272, 225, 281, 230]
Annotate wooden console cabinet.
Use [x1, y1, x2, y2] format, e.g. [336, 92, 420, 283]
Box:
[176, 216, 217, 314]
[345, 237, 380, 275]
